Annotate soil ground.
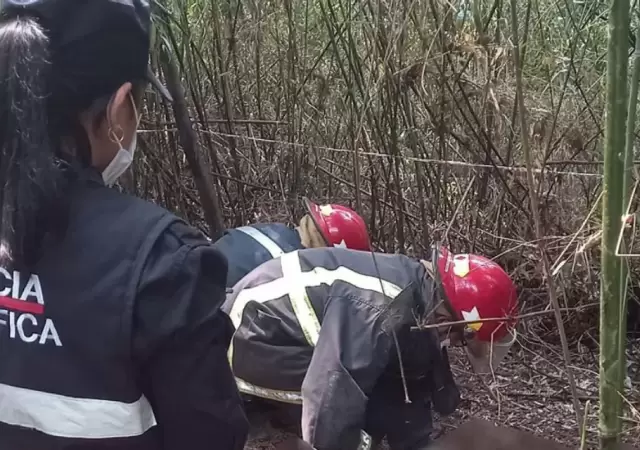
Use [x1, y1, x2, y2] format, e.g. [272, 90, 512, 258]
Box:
[244, 339, 640, 450]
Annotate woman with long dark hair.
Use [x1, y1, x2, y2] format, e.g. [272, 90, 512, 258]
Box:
[0, 1, 248, 449]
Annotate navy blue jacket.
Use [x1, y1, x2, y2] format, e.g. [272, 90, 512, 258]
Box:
[0, 168, 248, 450]
[212, 224, 303, 288]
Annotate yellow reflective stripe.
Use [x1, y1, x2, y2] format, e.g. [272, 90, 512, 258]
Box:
[237, 226, 284, 258]
[227, 340, 235, 372]
[358, 431, 373, 450]
[237, 375, 372, 448]
[235, 377, 370, 448]
[227, 250, 405, 442]
[281, 251, 321, 347]
[227, 255, 404, 370]
[235, 377, 302, 404]
[226, 278, 290, 381]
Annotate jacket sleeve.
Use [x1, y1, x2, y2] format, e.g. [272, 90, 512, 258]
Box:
[300, 296, 392, 450]
[132, 221, 249, 450]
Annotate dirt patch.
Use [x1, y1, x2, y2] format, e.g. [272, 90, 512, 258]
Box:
[244, 340, 640, 450]
[436, 344, 638, 450]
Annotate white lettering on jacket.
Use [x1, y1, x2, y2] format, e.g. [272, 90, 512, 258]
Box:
[0, 268, 62, 346]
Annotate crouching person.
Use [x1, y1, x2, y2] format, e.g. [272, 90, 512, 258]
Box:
[212, 197, 371, 288]
[223, 247, 518, 450]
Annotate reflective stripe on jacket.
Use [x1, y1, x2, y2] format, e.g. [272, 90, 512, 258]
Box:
[212, 223, 303, 288]
[0, 169, 248, 450]
[222, 248, 453, 450]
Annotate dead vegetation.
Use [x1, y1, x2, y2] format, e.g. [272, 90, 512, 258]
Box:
[132, 0, 640, 447]
[243, 344, 640, 450]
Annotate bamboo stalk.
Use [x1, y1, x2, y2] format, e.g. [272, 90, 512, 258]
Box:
[616, 2, 640, 445]
[159, 45, 226, 239]
[600, 0, 631, 448]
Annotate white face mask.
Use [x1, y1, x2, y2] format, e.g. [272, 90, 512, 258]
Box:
[464, 328, 517, 374]
[102, 94, 140, 187]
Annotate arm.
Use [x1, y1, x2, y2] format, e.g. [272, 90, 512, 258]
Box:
[365, 329, 460, 450]
[364, 367, 435, 450]
[133, 222, 249, 450]
[301, 297, 392, 450]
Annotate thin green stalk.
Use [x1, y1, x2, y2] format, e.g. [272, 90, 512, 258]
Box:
[600, 0, 631, 449]
[617, 9, 640, 430]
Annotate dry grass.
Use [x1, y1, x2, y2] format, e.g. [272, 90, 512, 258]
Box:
[139, 1, 631, 327]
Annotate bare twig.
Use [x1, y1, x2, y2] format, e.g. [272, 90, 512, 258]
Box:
[509, 0, 584, 432]
[411, 303, 599, 331]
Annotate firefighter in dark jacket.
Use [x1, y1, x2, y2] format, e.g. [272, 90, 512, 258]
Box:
[223, 246, 518, 450]
[212, 197, 371, 287]
[0, 1, 248, 449]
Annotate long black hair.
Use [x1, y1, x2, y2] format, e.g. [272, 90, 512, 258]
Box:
[0, 16, 68, 269]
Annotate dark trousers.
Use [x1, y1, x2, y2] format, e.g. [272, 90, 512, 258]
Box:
[241, 380, 433, 450]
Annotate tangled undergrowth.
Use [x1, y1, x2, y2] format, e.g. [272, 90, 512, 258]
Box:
[135, 0, 640, 338]
[127, 0, 640, 446]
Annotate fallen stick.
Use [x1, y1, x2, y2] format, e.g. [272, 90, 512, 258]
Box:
[410, 303, 599, 331]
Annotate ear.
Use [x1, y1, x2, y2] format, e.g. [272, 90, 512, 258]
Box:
[106, 82, 134, 131]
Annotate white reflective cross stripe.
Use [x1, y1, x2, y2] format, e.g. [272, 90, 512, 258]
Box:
[230, 255, 382, 450]
[226, 278, 290, 374]
[235, 377, 302, 404]
[281, 252, 321, 347]
[229, 267, 403, 320]
[227, 262, 403, 367]
[304, 266, 403, 299]
[236, 226, 284, 258]
[0, 382, 156, 439]
[227, 277, 288, 331]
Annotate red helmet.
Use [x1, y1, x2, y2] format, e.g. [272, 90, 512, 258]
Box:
[304, 198, 371, 251]
[436, 246, 518, 342]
